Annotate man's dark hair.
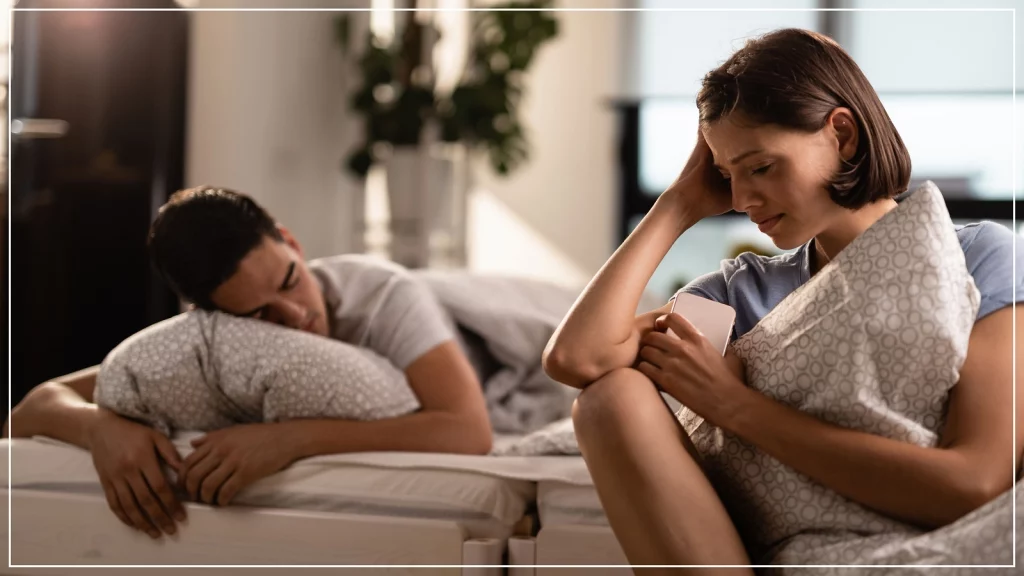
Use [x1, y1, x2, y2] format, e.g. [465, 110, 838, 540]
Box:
[148, 186, 283, 309]
[697, 28, 912, 209]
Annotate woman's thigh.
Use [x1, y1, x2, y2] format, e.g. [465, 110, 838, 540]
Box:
[573, 367, 752, 573]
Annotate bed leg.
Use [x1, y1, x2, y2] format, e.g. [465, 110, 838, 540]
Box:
[462, 537, 504, 576]
[508, 536, 536, 576]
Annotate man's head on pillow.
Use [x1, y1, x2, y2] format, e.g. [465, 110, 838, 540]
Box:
[148, 186, 330, 337]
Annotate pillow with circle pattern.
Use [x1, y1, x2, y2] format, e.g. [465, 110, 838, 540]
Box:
[95, 310, 420, 436]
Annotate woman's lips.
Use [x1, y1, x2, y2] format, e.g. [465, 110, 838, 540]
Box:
[758, 215, 783, 233]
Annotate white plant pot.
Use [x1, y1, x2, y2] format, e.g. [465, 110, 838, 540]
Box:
[385, 148, 430, 268]
[384, 145, 468, 269]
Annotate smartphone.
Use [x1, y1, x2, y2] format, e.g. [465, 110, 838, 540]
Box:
[667, 293, 737, 356]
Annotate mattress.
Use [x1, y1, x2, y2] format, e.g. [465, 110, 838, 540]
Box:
[3, 437, 535, 539]
[538, 480, 608, 528]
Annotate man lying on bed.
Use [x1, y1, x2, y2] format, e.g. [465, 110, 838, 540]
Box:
[5, 186, 495, 540]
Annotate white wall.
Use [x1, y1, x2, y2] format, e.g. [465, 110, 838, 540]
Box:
[186, 0, 368, 260]
[468, 2, 627, 286]
[186, 1, 632, 285]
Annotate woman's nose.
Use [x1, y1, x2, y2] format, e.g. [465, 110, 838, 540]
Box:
[730, 180, 759, 214]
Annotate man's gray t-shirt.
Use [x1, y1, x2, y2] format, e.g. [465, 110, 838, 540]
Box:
[309, 254, 458, 371]
[678, 221, 1024, 343]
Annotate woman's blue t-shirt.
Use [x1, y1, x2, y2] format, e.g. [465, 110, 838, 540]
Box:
[679, 220, 1024, 342]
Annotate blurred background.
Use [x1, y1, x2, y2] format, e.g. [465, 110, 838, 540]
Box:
[4, 0, 1022, 407]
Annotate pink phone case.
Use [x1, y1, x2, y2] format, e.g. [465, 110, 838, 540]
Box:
[668, 293, 737, 356]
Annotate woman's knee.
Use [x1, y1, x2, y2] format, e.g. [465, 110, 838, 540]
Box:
[572, 367, 664, 434]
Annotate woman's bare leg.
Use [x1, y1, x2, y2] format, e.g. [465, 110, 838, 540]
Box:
[573, 367, 752, 576]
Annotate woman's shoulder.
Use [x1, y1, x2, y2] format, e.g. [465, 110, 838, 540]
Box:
[679, 244, 808, 306]
[956, 220, 1015, 249]
[955, 221, 1021, 274]
[712, 243, 807, 280]
[953, 221, 1024, 320]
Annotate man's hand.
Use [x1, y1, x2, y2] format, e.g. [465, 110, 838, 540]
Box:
[180, 423, 297, 506]
[88, 409, 185, 538]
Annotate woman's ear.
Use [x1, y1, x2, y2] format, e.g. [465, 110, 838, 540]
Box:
[827, 107, 859, 163]
[277, 225, 306, 260]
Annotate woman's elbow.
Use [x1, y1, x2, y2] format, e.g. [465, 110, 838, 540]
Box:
[542, 346, 604, 389]
[963, 473, 1012, 513]
[933, 471, 1013, 528]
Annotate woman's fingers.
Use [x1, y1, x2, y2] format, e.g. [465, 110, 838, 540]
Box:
[639, 345, 670, 368]
[636, 361, 664, 386]
[642, 329, 685, 351]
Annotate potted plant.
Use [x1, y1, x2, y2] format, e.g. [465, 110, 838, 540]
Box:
[336, 1, 558, 267]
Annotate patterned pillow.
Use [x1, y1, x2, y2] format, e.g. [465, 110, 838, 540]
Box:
[95, 311, 420, 436]
[680, 181, 981, 560]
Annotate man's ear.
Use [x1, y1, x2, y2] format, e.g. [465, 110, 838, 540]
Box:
[827, 107, 859, 163]
[277, 225, 305, 260]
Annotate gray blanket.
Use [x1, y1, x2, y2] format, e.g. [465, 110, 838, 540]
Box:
[418, 271, 580, 436]
[419, 271, 665, 438]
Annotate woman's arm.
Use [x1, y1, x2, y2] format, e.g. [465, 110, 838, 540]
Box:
[542, 200, 683, 387]
[723, 306, 1021, 528]
[544, 133, 733, 387]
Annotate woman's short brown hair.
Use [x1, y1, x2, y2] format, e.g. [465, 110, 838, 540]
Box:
[696, 28, 911, 209]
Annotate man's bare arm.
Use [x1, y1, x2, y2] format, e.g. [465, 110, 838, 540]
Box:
[5, 366, 99, 441]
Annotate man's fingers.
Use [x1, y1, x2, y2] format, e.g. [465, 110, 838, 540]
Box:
[199, 462, 235, 505]
[216, 473, 244, 507]
[183, 452, 220, 501]
[140, 458, 185, 523]
[112, 480, 160, 538]
[181, 443, 211, 473]
[126, 472, 176, 536]
[153, 433, 183, 471]
[100, 480, 134, 529]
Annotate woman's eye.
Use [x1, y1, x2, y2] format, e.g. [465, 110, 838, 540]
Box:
[752, 164, 772, 176]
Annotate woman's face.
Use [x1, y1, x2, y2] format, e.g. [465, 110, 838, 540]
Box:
[702, 113, 851, 251]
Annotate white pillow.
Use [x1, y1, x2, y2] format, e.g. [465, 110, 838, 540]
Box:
[95, 311, 420, 436]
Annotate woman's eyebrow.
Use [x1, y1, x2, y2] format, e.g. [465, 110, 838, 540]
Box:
[714, 148, 765, 169]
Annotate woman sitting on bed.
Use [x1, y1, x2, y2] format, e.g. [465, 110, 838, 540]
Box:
[544, 28, 1022, 572]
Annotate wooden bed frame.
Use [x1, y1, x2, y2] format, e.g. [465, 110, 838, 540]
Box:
[2, 488, 505, 575]
[507, 525, 630, 576]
